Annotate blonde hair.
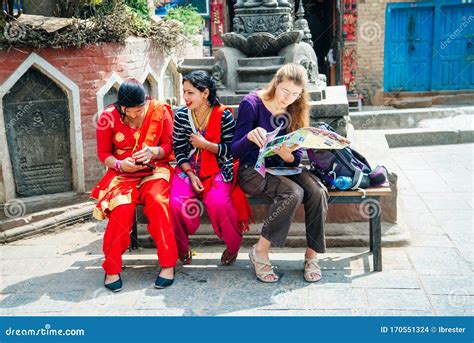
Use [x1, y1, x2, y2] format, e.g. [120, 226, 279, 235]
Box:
[263, 63, 310, 132]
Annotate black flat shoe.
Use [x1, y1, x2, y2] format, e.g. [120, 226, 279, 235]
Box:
[154, 270, 174, 289]
[104, 274, 122, 292]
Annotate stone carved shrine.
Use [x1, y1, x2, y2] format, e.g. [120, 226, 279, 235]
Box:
[3, 68, 73, 197]
[178, 0, 349, 134]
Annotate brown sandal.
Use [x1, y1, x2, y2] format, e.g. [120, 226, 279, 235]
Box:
[221, 249, 238, 265]
[179, 249, 192, 265]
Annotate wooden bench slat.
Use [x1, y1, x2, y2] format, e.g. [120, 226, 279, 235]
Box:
[246, 185, 392, 201]
[329, 186, 392, 197]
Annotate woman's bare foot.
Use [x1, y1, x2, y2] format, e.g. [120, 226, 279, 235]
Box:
[305, 247, 317, 260]
[105, 274, 120, 285]
[304, 248, 321, 282]
[159, 267, 174, 280]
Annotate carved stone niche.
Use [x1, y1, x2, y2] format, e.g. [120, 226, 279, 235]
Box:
[3, 67, 73, 197]
[103, 85, 119, 109]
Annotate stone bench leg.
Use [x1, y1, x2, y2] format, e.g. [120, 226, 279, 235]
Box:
[369, 197, 382, 271]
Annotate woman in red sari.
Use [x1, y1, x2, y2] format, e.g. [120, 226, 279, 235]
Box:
[91, 78, 178, 292]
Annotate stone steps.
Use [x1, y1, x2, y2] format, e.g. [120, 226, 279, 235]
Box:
[350, 106, 474, 147]
[236, 57, 285, 88]
[384, 128, 474, 148]
[350, 106, 474, 130]
[135, 222, 410, 249]
[0, 201, 94, 243]
[381, 90, 474, 107]
[177, 57, 215, 75]
[236, 65, 282, 74]
[0, 191, 91, 221]
[226, 88, 323, 102]
[308, 86, 349, 129]
[392, 97, 433, 109]
[237, 56, 285, 67]
[236, 81, 271, 91]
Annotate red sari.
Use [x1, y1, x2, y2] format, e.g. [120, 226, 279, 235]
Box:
[91, 100, 178, 273]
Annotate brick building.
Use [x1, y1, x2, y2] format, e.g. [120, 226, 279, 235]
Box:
[1, 0, 472, 208]
[212, 0, 473, 104]
[357, 0, 473, 105]
[0, 38, 201, 204]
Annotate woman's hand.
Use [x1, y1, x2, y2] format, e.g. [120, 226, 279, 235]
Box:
[247, 127, 267, 148]
[132, 145, 155, 164]
[272, 143, 298, 162]
[188, 172, 204, 193]
[190, 133, 209, 150]
[119, 157, 147, 173]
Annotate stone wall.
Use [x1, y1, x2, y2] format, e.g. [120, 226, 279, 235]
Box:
[0, 38, 202, 202]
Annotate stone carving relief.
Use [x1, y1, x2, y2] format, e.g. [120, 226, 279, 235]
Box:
[241, 15, 281, 35]
[276, 14, 292, 35]
[233, 17, 245, 35]
[32, 110, 44, 127]
[212, 61, 226, 90]
[235, 0, 291, 8]
[298, 56, 317, 84]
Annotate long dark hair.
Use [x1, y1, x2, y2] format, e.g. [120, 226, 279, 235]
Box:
[114, 78, 146, 117]
[182, 70, 220, 106]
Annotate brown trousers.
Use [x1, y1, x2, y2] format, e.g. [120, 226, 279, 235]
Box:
[238, 164, 328, 253]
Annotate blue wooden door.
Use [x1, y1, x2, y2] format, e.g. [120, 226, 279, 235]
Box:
[433, 3, 474, 90]
[384, 5, 434, 92]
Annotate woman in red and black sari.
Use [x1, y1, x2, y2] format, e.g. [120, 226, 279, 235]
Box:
[91, 78, 178, 292]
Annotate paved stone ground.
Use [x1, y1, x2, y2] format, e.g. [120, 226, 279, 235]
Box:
[1, 144, 472, 316]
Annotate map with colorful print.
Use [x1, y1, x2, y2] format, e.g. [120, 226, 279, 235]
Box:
[255, 126, 351, 177]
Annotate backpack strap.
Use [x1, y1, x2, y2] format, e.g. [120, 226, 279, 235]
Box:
[351, 169, 372, 192]
[351, 170, 363, 189]
[328, 163, 337, 181]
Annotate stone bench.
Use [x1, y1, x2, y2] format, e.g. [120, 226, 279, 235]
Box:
[130, 184, 391, 272]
